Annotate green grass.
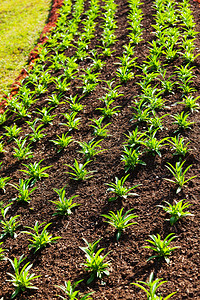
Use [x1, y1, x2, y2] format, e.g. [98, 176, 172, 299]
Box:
[0, 0, 51, 98]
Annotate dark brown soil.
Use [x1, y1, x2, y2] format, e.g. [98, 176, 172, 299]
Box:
[0, 0, 199, 299]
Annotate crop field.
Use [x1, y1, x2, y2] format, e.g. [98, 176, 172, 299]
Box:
[0, 0, 199, 299]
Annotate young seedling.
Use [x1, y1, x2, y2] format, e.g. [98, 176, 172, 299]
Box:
[66, 95, 85, 113]
[102, 208, 138, 241]
[7, 254, 41, 299]
[20, 160, 52, 186]
[0, 176, 10, 193]
[123, 127, 146, 148]
[0, 242, 6, 261]
[165, 160, 196, 193]
[4, 124, 22, 142]
[121, 147, 146, 172]
[10, 179, 37, 203]
[144, 233, 179, 263]
[47, 93, 65, 107]
[36, 107, 56, 125]
[60, 112, 81, 131]
[0, 138, 6, 154]
[0, 204, 20, 239]
[77, 139, 105, 161]
[106, 174, 140, 201]
[13, 138, 33, 160]
[28, 122, 46, 143]
[172, 112, 194, 131]
[65, 159, 95, 181]
[80, 239, 110, 284]
[51, 133, 73, 153]
[168, 135, 191, 157]
[158, 199, 194, 225]
[178, 95, 199, 113]
[56, 279, 94, 300]
[89, 117, 111, 137]
[142, 131, 168, 157]
[23, 221, 61, 253]
[96, 99, 121, 118]
[50, 187, 80, 216]
[132, 271, 177, 299]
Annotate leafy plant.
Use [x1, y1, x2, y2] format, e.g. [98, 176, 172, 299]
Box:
[10, 179, 37, 203]
[4, 124, 22, 142]
[0, 176, 10, 193]
[168, 135, 191, 156]
[80, 239, 110, 284]
[96, 99, 121, 118]
[51, 133, 73, 153]
[66, 95, 85, 113]
[0, 204, 20, 239]
[116, 65, 134, 83]
[23, 221, 61, 253]
[36, 107, 56, 125]
[20, 160, 52, 186]
[89, 117, 111, 137]
[123, 127, 146, 148]
[47, 93, 65, 107]
[121, 147, 146, 172]
[56, 279, 94, 299]
[158, 199, 194, 225]
[60, 112, 81, 131]
[7, 254, 41, 299]
[165, 160, 196, 193]
[13, 138, 33, 160]
[0, 138, 6, 154]
[142, 131, 168, 157]
[179, 95, 199, 113]
[28, 122, 46, 143]
[106, 174, 140, 202]
[132, 271, 177, 299]
[102, 208, 138, 241]
[65, 159, 95, 181]
[131, 100, 151, 123]
[144, 233, 179, 263]
[172, 112, 194, 131]
[77, 139, 105, 161]
[0, 242, 6, 261]
[50, 187, 80, 216]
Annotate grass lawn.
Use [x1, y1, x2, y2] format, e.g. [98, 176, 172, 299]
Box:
[0, 0, 51, 98]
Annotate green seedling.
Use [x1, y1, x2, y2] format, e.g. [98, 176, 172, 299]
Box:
[144, 233, 179, 263]
[50, 187, 80, 216]
[158, 199, 194, 225]
[89, 117, 111, 137]
[10, 179, 37, 203]
[132, 271, 177, 299]
[77, 139, 105, 161]
[13, 138, 33, 160]
[20, 160, 52, 186]
[4, 124, 22, 142]
[56, 279, 94, 299]
[168, 135, 191, 156]
[23, 221, 61, 253]
[121, 147, 146, 172]
[102, 208, 138, 241]
[51, 133, 73, 153]
[80, 239, 110, 284]
[65, 159, 95, 181]
[106, 174, 140, 201]
[165, 160, 196, 193]
[0, 204, 20, 239]
[7, 254, 41, 299]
